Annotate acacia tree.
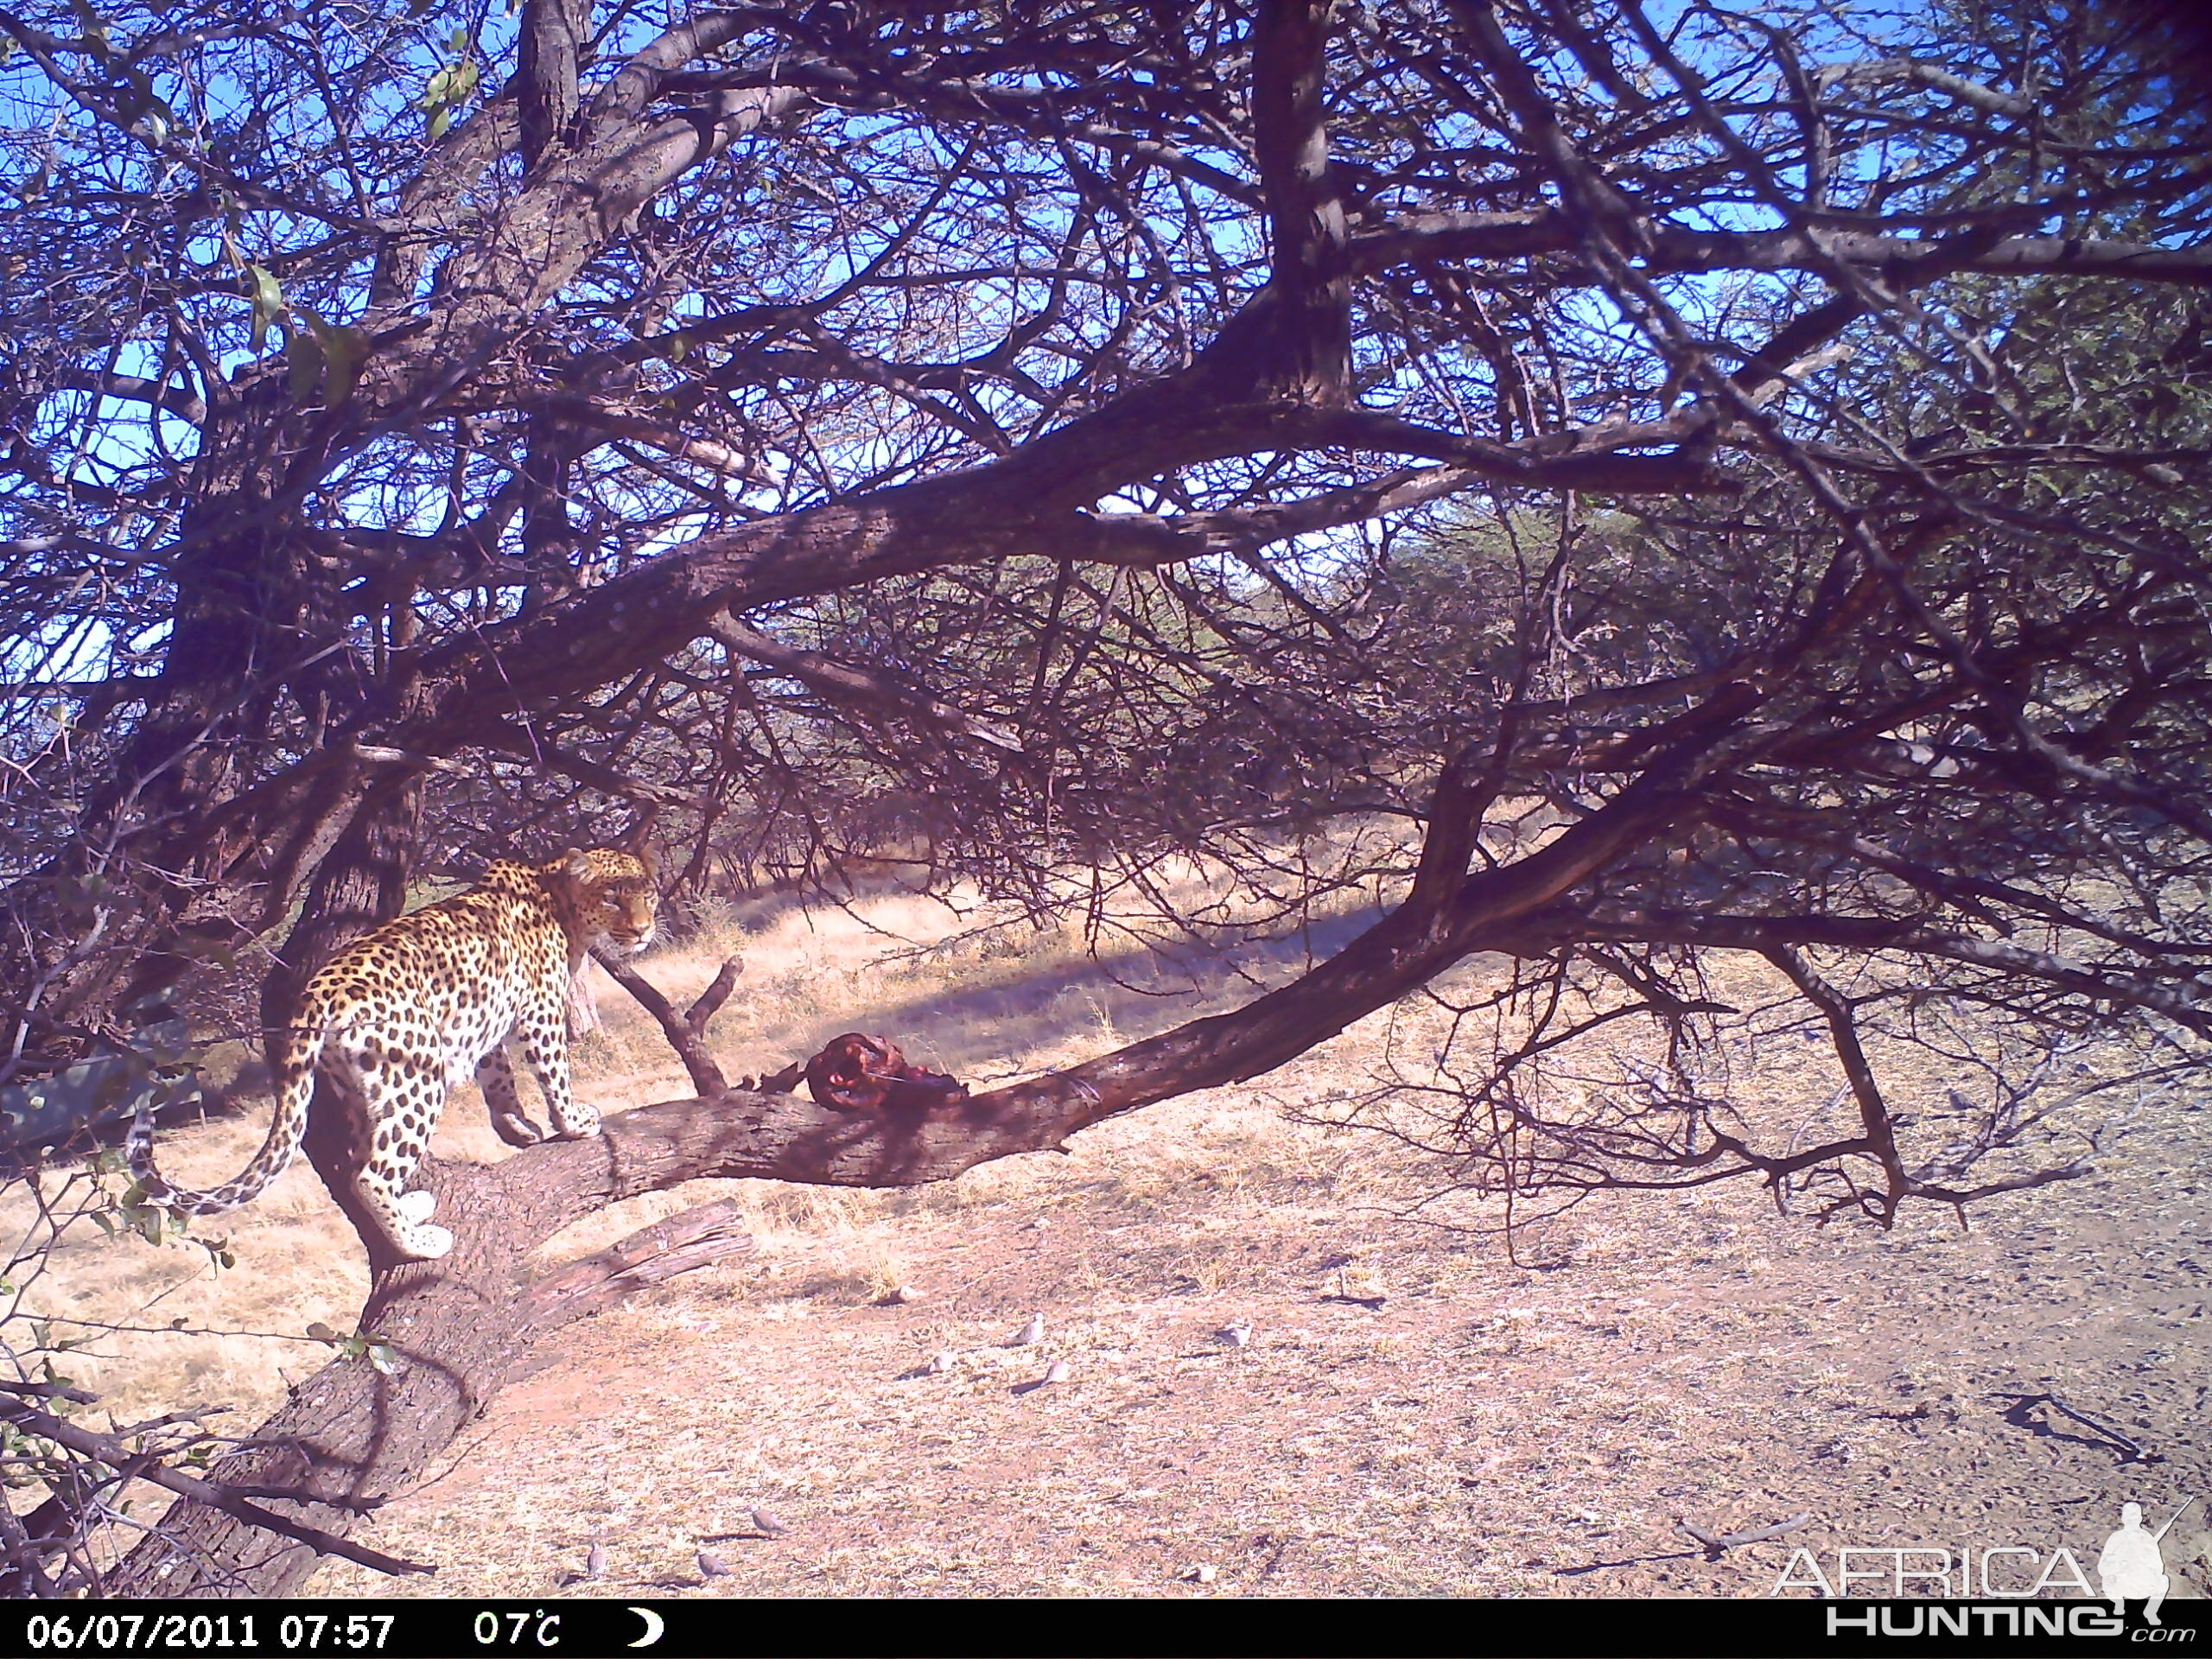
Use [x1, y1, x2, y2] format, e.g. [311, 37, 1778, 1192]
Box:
[0, 0, 2208, 1593]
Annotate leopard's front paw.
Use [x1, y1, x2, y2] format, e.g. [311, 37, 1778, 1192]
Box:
[552, 1103, 603, 1140]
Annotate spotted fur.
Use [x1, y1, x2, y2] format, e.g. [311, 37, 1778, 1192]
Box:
[127, 849, 658, 1261]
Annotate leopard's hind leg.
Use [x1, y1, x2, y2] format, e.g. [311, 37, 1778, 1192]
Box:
[340, 1049, 457, 1261]
[356, 1165, 454, 1261]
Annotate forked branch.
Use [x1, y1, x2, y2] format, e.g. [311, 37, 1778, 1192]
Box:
[588, 943, 741, 1095]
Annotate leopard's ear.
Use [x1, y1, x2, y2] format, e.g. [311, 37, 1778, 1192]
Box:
[561, 847, 594, 881]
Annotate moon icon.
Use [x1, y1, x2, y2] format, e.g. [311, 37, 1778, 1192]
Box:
[627, 1606, 666, 1648]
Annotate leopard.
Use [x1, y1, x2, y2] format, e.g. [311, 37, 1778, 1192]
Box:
[128, 848, 658, 1262]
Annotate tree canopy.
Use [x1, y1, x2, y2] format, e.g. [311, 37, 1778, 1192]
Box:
[1, 0, 2208, 1230]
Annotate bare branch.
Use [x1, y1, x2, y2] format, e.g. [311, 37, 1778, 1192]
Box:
[588, 944, 728, 1096]
[0, 1396, 433, 1578]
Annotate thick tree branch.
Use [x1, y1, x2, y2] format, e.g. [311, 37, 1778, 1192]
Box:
[1351, 213, 2212, 287]
[708, 615, 1022, 753]
[357, 391, 1733, 760]
[518, 1198, 753, 1335]
[1249, 0, 1352, 401]
[356, 76, 810, 416]
[518, 0, 583, 166]
[106, 1195, 758, 1595]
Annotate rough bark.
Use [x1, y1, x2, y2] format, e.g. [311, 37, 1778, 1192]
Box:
[517, 0, 583, 168]
[107, 1191, 755, 1596]
[1249, 0, 1351, 401]
[261, 779, 426, 1031]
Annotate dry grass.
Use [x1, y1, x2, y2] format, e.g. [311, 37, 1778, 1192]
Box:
[8, 863, 2207, 1599]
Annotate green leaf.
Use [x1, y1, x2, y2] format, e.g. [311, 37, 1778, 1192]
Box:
[285, 328, 324, 402]
[315, 322, 372, 406]
[246, 264, 286, 352]
[304, 1321, 340, 1342]
[419, 33, 479, 138]
[366, 1342, 402, 1376]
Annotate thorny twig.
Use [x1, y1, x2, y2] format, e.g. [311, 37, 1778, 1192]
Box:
[1678, 1512, 1815, 1557]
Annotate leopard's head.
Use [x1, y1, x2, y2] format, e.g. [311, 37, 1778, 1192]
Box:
[554, 847, 659, 956]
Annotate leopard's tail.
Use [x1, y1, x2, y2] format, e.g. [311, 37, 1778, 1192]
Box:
[127, 1025, 320, 1218]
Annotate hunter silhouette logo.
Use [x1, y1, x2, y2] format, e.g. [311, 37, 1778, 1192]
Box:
[2099, 1498, 2195, 1627]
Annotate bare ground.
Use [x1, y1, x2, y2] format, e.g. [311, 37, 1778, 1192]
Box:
[315, 1084, 2209, 1600]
